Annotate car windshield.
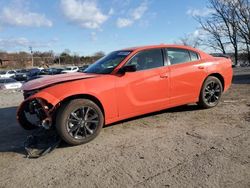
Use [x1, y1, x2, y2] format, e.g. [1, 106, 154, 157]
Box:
[65, 67, 73, 70]
[19, 69, 28, 73]
[84, 51, 132, 74]
[0, 71, 6, 74]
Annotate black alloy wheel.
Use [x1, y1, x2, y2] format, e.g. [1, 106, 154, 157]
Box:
[198, 76, 223, 108]
[56, 99, 104, 145]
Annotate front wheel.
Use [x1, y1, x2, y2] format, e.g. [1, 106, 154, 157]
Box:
[198, 76, 223, 109]
[56, 99, 104, 145]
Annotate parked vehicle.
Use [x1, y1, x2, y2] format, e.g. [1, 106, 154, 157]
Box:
[0, 70, 16, 78]
[16, 69, 29, 73]
[78, 65, 89, 72]
[39, 68, 64, 75]
[28, 68, 42, 77]
[17, 45, 233, 145]
[0, 78, 22, 90]
[48, 67, 64, 75]
[12, 69, 29, 81]
[61, 66, 79, 73]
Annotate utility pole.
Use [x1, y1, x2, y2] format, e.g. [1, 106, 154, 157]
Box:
[29, 46, 34, 67]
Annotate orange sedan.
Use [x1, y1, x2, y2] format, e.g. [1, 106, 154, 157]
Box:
[17, 45, 233, 145]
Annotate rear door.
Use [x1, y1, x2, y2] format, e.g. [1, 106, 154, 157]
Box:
[165, 48, 207, 106]
[116, 48, 170, 119]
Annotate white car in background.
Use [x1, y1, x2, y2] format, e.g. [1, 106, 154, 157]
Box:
[0, 70, 16, 78]
[61, 66, 79, 73]
[0, 78, 22, 90]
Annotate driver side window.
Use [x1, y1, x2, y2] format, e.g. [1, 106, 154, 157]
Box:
[127, 49, 164, 71]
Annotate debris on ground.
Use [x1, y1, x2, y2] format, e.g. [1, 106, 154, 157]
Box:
[24, 128, 61, 158]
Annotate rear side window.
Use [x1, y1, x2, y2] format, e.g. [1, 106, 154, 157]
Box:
[127, 49, 164, 71]
[166, 49, 191, 65]
[189, 51, 199, 61]
[166, 48, 200, 65]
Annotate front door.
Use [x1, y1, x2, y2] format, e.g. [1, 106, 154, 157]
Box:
[116, 48, 170, 119]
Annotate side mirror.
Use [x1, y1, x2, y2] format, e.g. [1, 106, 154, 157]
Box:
[118, 64, 137, 74]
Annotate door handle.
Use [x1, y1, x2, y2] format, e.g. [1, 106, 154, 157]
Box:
[160, 74, 168, 78]
[198, 66, 204, 69]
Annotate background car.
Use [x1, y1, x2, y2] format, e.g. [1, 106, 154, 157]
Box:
[27, 68, 41, 77]
[78, 65, 89, 72]
[0, 78, 22, 90]
[0, 70, 16, 78]
[39, 68, 64, 75]
[11, 69, 29, 81]
[61, 66, 79, 73]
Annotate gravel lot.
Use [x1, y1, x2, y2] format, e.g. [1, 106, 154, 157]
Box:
[0, 68, 249, 188]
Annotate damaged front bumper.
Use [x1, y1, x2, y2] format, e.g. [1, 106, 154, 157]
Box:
[17, 92, 59, 130]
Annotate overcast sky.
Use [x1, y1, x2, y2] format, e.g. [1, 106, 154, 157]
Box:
[0, 0, 210, 55]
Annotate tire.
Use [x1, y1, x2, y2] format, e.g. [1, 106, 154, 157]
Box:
[198, 76, 223, 109]
[56, 99, 104, 145]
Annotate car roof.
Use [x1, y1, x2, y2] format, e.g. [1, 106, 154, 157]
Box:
[121, 44, 211, 58]
[122, 44, 199, 51]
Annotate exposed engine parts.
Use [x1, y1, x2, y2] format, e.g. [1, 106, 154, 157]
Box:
[17, 97, 57, 130]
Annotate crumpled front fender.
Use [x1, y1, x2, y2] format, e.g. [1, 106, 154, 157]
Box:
[31, 91, 61, 106]
[17, 92, 58, 130]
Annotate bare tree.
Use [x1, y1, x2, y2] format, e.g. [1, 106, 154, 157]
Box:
[208, 0, 240, 65]
[234, 0, 250, 63]
[196, 18, 227, 54]
[193, 0, 250, 65]
[177, 33, 201, 48]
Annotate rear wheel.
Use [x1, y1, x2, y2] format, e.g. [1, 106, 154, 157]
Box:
[56, 99, 104, 145]
[198, 76, 223, 109]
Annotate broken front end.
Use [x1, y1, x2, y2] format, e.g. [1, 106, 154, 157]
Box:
[17, 90, 58, 130]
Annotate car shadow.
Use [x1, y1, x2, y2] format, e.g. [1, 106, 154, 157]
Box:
[0, 104, 202, 155]
[0, 106, 30, 155]
[106, 104, 202, 128]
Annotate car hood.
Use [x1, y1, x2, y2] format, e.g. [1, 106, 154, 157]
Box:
[22, 72, 99, 91]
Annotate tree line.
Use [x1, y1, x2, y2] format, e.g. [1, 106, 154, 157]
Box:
[181, 0, 250, 66]
[0, 50, 105, 69]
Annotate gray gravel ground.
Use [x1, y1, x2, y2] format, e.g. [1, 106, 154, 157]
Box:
[0, 67, 249, 188]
